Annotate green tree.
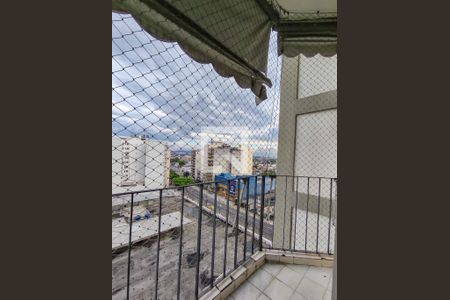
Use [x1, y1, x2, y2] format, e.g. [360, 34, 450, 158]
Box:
[261, 170, 276, 176]
[170, 170, 180, 179]
[173, 176, 194, 186]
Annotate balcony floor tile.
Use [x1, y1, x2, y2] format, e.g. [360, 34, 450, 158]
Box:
[277, 265, 304, 290]
[304, 266, 332, 288]
[296, 277, 326, 300]
[247, 268, 274, 292]
[289, 292, 307, 300]
[229, 281, 261, 300]
[229, 262, 333, 300]
[263, 278, 295, 300]
[260, 262, 284, 276]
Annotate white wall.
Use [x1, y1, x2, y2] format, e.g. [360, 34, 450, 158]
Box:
[112, 136, 123, 187]
[112, 137, 169, 192]
[194, 144, 254, 177]
[295, 109, 337, 177]
[123, 138, 146, 185]
[214, 147, 231, 174]
[298, 54, 337, 99]
[193, 150, 201, 180]
[144, 140, 169, 189]
[238, 146, 253, 175]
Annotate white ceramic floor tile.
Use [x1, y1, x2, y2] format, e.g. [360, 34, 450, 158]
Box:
[248, 268, 274, 292]
[327, 277, 333, 292]
[264, 278, 295, 300]
[256, 293, 271, 300]
[261, 263, 284, 277]
[289, 292, 307, 300]
[230, 281, 261, 300]
[296, 277, 326, 300]
[286, 264, 309, 278]
[305, 267, 332, 288]
[276, 266, 304, 290]
[225, 263, 333, 300]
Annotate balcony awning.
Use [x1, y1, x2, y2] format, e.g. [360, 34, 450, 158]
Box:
[273, 0, 337, 57]
[111, 0, 337, 103]
[276, 18, 337, 57]
[112, 0, 273, 102]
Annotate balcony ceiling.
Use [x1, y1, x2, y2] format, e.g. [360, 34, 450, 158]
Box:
[272, 0, 337, 58]
[276, 0, 337, 13]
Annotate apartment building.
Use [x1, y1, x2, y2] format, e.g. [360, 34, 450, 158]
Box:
[191, 141, 253, 181]
[112, 136, 170, 191]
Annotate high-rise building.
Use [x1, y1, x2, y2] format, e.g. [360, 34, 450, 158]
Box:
[191, 141, 253, 181]
[112, 136, 170, 192]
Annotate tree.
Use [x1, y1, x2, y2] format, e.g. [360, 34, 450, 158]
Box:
[173, 176, 194, 186]
[261, 170, 276, 176]
[170, 170, 180, 179]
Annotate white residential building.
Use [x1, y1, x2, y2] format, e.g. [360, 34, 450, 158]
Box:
[112, 136, 170, 192]
[191, 142, 254, 181]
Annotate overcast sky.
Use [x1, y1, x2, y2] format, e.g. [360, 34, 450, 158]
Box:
[112, 13, 281, 158]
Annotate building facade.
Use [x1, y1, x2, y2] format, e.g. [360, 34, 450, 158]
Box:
[112, 136, 170, 192]
[191, 142, 254, 182]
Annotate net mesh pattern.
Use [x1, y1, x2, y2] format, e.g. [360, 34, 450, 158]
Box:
[112, 7, 337, 299]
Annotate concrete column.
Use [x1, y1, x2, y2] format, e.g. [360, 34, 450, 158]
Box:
[273, 56, 299, 249]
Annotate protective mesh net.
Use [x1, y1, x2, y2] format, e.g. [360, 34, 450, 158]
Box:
[112, 12, 280, 194]
[112, 5, 336, 299]
[270, 52, 337, 254]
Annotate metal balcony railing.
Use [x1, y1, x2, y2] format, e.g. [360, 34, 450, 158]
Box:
[112, 175, 337, 300]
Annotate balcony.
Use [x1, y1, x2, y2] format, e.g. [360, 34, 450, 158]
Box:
[112, 1, 337, 299]
[112, 175, 336, 300]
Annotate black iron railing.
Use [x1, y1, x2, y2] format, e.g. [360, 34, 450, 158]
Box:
[112, 175, 336, 300]
[266, 175, 337, 254]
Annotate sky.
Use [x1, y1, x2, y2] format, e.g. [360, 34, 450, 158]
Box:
[112, 13, 281, 159]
